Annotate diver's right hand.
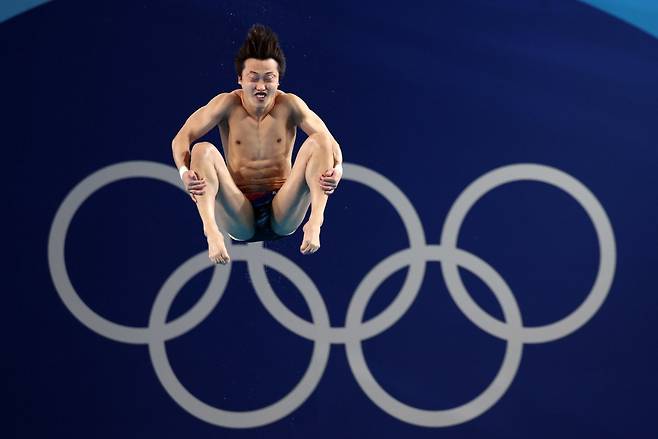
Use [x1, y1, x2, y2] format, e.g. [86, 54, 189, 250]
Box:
[182, 170, 206, 203]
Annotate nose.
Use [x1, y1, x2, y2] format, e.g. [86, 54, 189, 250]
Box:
[256, 80, 266, 91]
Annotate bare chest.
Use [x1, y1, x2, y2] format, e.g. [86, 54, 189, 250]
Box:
[220, 108, 294, 161]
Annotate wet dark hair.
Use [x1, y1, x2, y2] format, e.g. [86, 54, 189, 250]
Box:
[234, 24, 287, 79]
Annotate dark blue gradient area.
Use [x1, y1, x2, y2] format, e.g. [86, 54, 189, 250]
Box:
[3, 1, 658, 438]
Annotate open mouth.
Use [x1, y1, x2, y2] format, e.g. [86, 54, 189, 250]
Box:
[255, 92, 267, 99]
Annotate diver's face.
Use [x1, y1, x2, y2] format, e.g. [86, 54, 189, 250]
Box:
[238, 58, 280, 107]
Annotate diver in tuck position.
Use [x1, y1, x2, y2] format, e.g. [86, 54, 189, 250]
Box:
[171, 24, 343, 264]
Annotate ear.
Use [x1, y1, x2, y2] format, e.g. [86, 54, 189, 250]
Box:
[237, 75, 242, 86]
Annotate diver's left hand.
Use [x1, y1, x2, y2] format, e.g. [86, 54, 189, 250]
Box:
[320, 164, 342, 195]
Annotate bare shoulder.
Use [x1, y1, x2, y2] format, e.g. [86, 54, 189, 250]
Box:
[210, 90, 241, 108]
[206, 91, 241, 118]
[278, 91, 305, 106]
[228, 89, 243, 101]
[276, 91, 308, 120]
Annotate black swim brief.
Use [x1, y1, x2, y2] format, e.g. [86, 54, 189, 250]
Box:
[241, 190, 292, 243]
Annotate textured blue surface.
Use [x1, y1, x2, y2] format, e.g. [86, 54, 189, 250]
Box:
[4, 1, 658, 438]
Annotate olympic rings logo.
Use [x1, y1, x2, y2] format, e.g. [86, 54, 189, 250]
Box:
[48, 161, 616, 428]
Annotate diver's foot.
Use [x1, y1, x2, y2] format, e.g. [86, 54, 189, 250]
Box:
[207, 231, 230, 264]
[300, 222, 321, 255]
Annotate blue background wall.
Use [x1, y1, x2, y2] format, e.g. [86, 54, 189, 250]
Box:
[3, 1, 657, 438]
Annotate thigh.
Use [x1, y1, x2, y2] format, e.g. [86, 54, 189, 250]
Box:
[190, 142, 255, 240]
[270, 141, 313, 235]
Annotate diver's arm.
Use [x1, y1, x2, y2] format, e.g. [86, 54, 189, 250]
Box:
[288, 93, 342, 167]
[171, 93, 233, 170]
[288, 93, 343, 196]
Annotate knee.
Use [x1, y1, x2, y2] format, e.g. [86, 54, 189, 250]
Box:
[191, 141, 218, 162]
[307, 132, 333, 153]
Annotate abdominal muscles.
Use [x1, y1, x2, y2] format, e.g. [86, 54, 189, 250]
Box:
[230, 157, 290, 193]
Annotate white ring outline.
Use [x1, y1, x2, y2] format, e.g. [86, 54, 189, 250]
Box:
[47, 161, 233, 344]
[440, 164, 616, 343]
[344, 245, 523, 427]
[148, 246, 331, 429]
[246, 163, 427, 343]
[47, 160, 617, 428]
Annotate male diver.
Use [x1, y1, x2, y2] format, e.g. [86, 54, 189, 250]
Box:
[171, 24, 343, 264]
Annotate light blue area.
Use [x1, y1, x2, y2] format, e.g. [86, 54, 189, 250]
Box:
[2, 1, 657, 40]
[579, 0, 658, 39]
[1, 0, 50, 23]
